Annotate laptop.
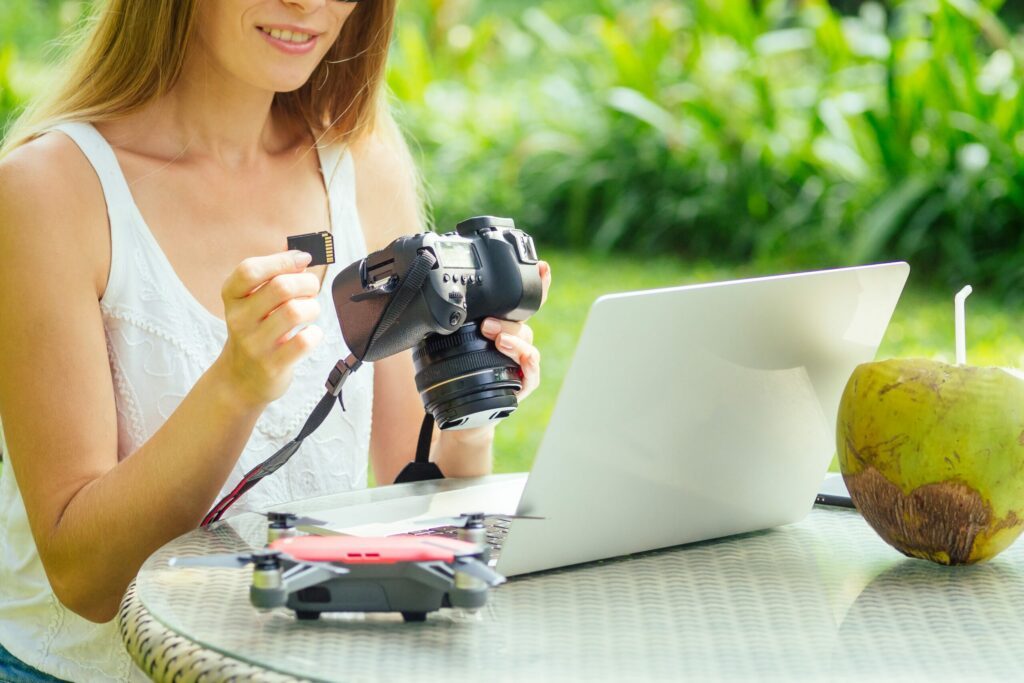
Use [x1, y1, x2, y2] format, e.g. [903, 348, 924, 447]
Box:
[307, 262, 910, 576]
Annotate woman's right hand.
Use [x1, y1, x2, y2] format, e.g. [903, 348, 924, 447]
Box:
[215, 250, 324, 407]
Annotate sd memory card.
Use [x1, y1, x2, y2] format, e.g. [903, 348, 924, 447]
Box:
[287, 231, 335, 266]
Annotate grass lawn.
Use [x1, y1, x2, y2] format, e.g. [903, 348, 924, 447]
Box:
[493, 249, 1024, 474]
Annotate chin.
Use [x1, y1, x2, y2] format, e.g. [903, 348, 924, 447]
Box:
[273, 80, 313, 94]
[264, 72, 318, 94]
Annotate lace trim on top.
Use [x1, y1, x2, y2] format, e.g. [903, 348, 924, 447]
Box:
[0, 122, 374, 682]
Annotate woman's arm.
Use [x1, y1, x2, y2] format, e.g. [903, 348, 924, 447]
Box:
[0, 135, 323, 623]
[350, 131, 550, 484]
[349, 130, 437, 483]
[350, 130, 495, 481]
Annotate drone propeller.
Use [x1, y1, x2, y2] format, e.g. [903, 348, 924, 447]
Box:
[169, 548, 350, 581]
[453, 557, 507, 587]
[417, 511, 545, 529]
[169, 549, 292, 570]
[260, 511, 327, 527]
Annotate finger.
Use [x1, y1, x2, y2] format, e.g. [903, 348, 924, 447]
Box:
[496, 332, 540, 376]
[518, 360, 540, 401]
[496, 333, 541, 399]
[272, 324, 325, 368]
[232, 272, 321, 330]
[480, 318, 533, 345]
[538, 260, 552, 306]
[255, 297, 323, 348]
[222, 251, 312, 301]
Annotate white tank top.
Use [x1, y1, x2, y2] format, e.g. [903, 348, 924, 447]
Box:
[0, 122, 374, 681]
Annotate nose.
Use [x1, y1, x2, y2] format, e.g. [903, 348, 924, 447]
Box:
[281, 0, 328, 12]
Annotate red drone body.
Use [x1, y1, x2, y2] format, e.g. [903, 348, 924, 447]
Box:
[270, 534, 476, 564]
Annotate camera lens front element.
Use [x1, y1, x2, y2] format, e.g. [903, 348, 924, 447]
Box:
[412, 322, 522, 430]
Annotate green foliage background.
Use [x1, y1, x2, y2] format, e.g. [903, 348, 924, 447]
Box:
[3, 0, 1024, 296]
[2, 0, 1024, 474]
[388, 0, 1024, 296]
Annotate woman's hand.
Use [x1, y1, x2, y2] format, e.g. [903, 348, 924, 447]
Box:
[215, 250, 324, 407]
[479, 260, 552, 402]
[431, 261, 552, 477]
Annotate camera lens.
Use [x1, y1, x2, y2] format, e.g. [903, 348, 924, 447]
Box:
[412, 322, 523, 430]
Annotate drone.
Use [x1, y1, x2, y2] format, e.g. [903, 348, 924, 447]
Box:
[171, 512, 508, 622]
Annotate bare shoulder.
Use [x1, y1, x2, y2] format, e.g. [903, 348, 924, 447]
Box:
[0, 132, 109, 294]
[0, 133, 119, 557]
[349, 127, 423, 252]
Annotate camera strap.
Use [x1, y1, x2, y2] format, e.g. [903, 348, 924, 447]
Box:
[393, 413, 445, 484]
[201, 250, 440, 527]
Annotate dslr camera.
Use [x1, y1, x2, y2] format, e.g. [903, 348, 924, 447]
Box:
[201, 217, 541, 523]
[332, 216, 543, 430]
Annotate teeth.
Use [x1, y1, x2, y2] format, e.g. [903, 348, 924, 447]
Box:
[261, 27, 312, 43]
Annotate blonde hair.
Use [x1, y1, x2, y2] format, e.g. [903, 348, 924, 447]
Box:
[1, 0, 404, 159]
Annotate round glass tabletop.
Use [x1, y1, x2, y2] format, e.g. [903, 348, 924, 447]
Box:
[129, 475, 1024, 682]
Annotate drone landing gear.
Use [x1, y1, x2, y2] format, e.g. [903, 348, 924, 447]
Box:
[296, 610, 428, 622]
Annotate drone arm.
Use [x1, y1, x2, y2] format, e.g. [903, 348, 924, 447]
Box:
[454, 557, 507, 587]
[280, 563, 349, 595]
[402, 561, 459, 592]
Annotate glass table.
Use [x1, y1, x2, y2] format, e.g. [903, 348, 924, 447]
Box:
[120, 474, 1024, 682]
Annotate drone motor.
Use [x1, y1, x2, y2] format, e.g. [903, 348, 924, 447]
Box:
[261, 511, 326, 545]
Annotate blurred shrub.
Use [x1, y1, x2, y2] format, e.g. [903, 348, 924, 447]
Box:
[3, 0, 1022, 294]
[0, 48, 19, 136]
[391, 0, 1024, 295]
[1, 0, 82, 56]
[0, 0, 86, 136]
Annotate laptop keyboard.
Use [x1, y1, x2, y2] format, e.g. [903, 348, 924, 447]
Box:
[406, 516, 512, 563]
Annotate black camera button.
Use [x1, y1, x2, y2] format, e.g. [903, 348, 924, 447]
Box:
[442, 273, 450, 283]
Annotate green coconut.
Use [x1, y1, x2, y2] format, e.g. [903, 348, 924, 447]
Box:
[837, 358, 1024, 565]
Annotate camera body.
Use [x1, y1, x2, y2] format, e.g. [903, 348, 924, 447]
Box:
[332, 216, 542, 430]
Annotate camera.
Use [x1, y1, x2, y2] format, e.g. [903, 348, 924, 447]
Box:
[201, 217, 541, 523]
[331, 216, 543, 430]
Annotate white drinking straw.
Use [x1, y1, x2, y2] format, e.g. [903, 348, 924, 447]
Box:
[955, 285, 972, 365]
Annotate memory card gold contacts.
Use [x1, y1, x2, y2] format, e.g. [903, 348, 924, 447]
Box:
[287, 231, 335, 266]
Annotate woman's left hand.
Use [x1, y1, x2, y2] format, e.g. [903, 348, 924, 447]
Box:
[430, 261, 551, 476]
[479, 260, 552, 403]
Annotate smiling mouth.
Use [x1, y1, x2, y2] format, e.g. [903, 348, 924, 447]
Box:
[257, 26, 316, 44]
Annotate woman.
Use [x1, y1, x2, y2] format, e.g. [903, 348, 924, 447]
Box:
[0, 1, 550, 680]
